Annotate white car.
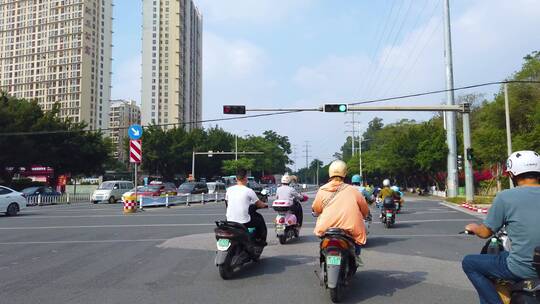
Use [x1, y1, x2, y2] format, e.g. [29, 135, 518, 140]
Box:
[91, 181, 134, 204]
[0, 186, 27, 216]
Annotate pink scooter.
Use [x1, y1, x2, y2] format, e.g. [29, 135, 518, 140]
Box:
[272, 195, 308, 244]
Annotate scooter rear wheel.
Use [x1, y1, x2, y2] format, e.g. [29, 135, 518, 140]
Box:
[330, 285, 342, 303]
[218, 264, 233, 280]
[385, 221, 392, 229]
[278, 234, 287, 244]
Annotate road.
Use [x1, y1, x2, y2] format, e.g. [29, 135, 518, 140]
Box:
[0, 195, 486, 304]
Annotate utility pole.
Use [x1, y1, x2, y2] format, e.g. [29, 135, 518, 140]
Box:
[463, 109, 474, 202]
[504, 83, 514, 188]
[443, 0, 459, 198]
[345, 113, 360, 157]
[292, 144, 298, 172]
[303, 141, 311, 183]
[316, 159, 320, 186]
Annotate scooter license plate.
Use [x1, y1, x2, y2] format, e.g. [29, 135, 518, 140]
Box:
[386, 213, 393, 218]
[276, 224, 285, 231]
[326, 255, 341, 266]
[217, 239, 231, 251]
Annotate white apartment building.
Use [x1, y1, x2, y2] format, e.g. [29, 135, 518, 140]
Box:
[0, 0, 113, 130]
[141, 0, 202, 130]
[109, 99, 140, 162]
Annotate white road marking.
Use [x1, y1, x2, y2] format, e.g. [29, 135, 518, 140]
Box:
[0, 218, 471, 230]
[0, 239, 168, 245]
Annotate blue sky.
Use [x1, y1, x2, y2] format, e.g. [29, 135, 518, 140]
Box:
[111, 0, 540, 168]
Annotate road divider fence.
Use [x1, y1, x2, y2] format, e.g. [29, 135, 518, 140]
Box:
[137, 192, 227, 209]
[26, 193, 92, 206]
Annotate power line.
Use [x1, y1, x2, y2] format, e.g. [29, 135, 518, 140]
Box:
[0, 110, 304, 136]
[367, 0, 415, 100]
[1, 80, 538, 137]
[349, 80, 540, 105]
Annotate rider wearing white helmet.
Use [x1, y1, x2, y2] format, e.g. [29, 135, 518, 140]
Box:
[463, 150, 540, 304]
[276, 174, 305, 226]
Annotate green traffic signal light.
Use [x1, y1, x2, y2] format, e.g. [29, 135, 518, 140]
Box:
[324, 104, 348, 113]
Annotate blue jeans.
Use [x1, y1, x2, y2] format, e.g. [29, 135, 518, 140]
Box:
[462, 252, 522, 304]
[355, 244, 362, 255]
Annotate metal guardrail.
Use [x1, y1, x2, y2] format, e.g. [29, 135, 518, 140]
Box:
[138, 192, 226, 208]
[26, 193, 92, 206]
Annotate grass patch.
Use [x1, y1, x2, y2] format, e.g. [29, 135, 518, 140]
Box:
[445, 196, 494, 205]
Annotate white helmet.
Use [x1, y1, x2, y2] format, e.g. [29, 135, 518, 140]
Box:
[281, 175, 291, 184]
[383, 179, 391, 187]
[506, 150, 540, 176]
[329, 160, 347, 178]
[391, 185, 399, 192]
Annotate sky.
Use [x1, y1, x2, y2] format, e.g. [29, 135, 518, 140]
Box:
[111, 0, 540, 169]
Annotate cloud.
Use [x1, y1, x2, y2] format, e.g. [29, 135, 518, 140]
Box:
[111, 54, 141, 103]
[196, 0, 313, 25]
[204, 32, 268, 81]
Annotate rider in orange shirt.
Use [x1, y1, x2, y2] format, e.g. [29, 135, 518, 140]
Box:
[312, 160, 370, 266]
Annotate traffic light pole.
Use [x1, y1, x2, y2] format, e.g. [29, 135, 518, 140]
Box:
[463, 110, 474, 202]
[245, 104, 468, 112]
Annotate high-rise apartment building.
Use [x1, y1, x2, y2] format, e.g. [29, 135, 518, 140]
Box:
[0, 0, 113, 130]
[141, 0, 202, 130]
[109, 99, 140, 162]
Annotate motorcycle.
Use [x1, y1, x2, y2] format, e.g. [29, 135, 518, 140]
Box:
[381, 197, 397, 229]
[272, 195, 308, 244]
[461, 230, 540, 303]
[214, 216, 266, 280]
[317, 228, 358, 303]
[257, 188, 269, 203]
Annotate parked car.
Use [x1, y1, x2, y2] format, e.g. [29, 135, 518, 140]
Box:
[21, 186, 61, 198]
[137, 183, 178, 198]
[0, 186, 27, 216]
[206, 182, 226, 194]
[178, 182, 208, 195]
[91, 181, 134, 204]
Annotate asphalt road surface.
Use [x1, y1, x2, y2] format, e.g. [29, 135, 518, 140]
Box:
[0, 195, 487, 304]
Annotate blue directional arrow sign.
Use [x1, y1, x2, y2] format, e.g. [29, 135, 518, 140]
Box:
[128, 124, 143, 140]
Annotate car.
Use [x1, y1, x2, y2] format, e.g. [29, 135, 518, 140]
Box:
[206, 182, 226, 194]
[91, 181, 134, 204]
[21, 186, 61, 198]
[177, 182, 208, 195]
[0, 186, 27, 216]
[247, 180, 263, 193]
[137, 182, 178, 198]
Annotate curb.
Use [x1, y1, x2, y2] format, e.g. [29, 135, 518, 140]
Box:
[439, 201, 487, 219]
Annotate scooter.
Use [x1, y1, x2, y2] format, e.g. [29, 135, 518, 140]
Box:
[461, 230, 540, 303]
[318, 228, 358, 303]
[381, 197, 397, 229]
[214, 217, 265, 280]
[272, 194, 308, 244]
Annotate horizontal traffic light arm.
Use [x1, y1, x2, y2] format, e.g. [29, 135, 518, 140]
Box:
[223, 103, 470, 114]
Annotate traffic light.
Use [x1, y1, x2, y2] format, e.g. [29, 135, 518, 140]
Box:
[457, 155, 463, 170]
[466, 148, 474, 161]
[324, 104, 348, 113]
[223, 105, 246, 115]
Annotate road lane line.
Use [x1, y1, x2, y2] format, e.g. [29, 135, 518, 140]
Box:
[0, 218, 472, 230]
[0, 239, 168, 245]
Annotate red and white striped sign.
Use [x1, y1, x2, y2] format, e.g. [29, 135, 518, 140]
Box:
[130, 140, 142, 164]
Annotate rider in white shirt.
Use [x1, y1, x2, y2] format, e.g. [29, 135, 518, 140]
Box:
[225, 169, 268, 244]
[275, 174, 304, 226]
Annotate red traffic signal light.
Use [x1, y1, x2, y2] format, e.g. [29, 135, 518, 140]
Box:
[223, 105, 246, 115]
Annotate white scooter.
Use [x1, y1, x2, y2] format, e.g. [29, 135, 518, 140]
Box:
[272, 194, 308, 244]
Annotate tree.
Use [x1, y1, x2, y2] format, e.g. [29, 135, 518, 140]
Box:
[0, 95, 112, 185]
[222, 158, 255, 175]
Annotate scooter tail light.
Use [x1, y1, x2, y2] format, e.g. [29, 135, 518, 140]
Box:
[216, 230, 234, 238]
[321, 238, 349, 249]
[278, 217, 285, 224]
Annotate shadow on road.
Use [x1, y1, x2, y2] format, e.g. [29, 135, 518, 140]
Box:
[364, 236, 407, 248]
[232, 254, 315, 279]
[341, 270, 428, 303]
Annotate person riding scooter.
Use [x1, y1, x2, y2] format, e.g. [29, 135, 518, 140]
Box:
[276, 174, 305, 227]
[391, 185, 404, 212]
[352, 174, 374, 204]
[378, 179, 399, 217]
[312, 161, 370, 266]
[462, 150, 540, 304]
[225, 168, 268, 245]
